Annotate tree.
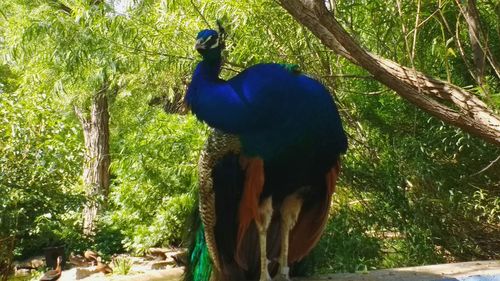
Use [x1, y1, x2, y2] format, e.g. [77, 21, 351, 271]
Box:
[0, 0, 125, 235]
[75, 88, 112, 236]
[0, 0, 208, 236]
[278, 0, 500, 146]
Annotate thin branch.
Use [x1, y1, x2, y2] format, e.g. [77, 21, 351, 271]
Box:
[405, 4, 444, 38]
[395, 1, 411, 63]
[0, 7, 8, 20]
[96, 32, 196, 61]
[411, 0, 421, 63]
[395, 0, 424, 94]
[341, 89, 388, 95]
[74, 105, 89, 125]
[485, 47, 500, 80]
[321, 74, 374, 79]
[470, 154, 500, 176]
[47, 0, 72, 14]
[437, 6, 478, 82]
[190, 0, 211, 29]
[454, 14, 478, 83]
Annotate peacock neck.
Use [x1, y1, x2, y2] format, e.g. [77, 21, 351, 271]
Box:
[196, 55, 222, 81]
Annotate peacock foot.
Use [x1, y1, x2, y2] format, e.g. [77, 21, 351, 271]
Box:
[259, 272, 273, 281]
[273, 273, 291, 281]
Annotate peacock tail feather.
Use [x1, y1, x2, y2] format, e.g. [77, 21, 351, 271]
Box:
[185, 130, 242, 281]
[190, 224, 212, 281]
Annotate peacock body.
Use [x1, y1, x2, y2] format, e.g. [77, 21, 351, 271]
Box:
[185, 27, 347, 281]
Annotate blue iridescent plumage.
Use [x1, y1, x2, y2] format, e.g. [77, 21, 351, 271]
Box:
[186, 27, 347, 281]
[186, 32, 347, 161]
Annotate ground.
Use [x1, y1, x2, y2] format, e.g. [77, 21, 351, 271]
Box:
[60, 260, 500, 281]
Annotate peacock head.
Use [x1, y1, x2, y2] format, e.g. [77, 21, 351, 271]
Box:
[195, 29, 223, 61]
[195, 22, 226, 62]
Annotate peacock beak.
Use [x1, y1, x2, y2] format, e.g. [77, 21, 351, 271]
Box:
[195, 39, 205, 50]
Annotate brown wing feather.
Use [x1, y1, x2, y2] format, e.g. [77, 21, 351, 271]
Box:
[288, 162, 340, 262]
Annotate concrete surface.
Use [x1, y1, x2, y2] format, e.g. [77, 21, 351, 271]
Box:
[299, 261, 500, 281]
[56, 260, 500, 281]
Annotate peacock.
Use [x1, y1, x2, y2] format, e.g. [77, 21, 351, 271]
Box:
[184, 24, 348, 281]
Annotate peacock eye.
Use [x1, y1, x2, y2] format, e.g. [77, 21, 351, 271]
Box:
[207, 37, 219, 49]
[198, 35, 219, 49]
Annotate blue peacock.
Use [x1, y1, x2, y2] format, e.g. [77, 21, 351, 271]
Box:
[184, 24, 348, 281]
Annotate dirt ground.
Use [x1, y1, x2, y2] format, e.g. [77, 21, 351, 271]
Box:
[58, 260, 500, 281]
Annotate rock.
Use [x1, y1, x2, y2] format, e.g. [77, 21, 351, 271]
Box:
[14, 268, 33, 277]
[171, 251, 188, 267]
[76, 268, 95, 280]
[150, 260, 175, 270]
[147, 248, 167, 261]
[69, 254, 91, 267]
[84, 250, 99, 266]
[14, 256, 45, 270]
[30, 257, 45, 269]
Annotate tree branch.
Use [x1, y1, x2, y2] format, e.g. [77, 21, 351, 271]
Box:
[278, 0, 500, 146]
[455, 0, 500, 80]
[456, 0, 486, 85]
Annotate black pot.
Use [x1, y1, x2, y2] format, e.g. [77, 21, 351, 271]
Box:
[43, 245, 65, 269]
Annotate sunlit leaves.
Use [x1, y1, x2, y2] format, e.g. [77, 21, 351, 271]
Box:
[0, 85, 85, 256]
[109, 108, 206, 252]
[1, 0, 499, 268]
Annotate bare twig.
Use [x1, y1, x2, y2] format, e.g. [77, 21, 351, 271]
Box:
[190, 0, 211, 29]
[321, 74, 373, 79]
[395, 0, 424, 94]
[411, 0, 421, 63]
[405, 4, 444, 38]
[444, 12, 477, 81]
[470, 154, 500, 176]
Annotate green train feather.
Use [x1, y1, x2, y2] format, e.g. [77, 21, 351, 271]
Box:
[191, 225, 212, 281]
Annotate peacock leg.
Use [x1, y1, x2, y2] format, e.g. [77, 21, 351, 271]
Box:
[256, 197, 273, 281]
[274, 193, 303, 281]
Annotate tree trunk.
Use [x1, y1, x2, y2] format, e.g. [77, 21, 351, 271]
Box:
[75, 90, 110, 236]
[461, 0, 485, 85]
[278, 0, 500, 146]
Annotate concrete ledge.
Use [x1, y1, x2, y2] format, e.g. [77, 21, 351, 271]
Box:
[59, 260, 500, 281]
[299, 261, 500, 281]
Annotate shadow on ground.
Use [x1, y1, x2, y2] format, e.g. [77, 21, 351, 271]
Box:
[297, 261, 500, 281]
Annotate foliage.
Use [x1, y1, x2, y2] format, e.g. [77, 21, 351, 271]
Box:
[112, 257, 132, 275]
[26, 270, 43, 281]
[0, 0, 498, 277]
[298, 200, 383, 274]
[0, 83, 85, 257]
[0, 0, 205, 258]
[108, 107, 206, 254]
[329, 0, 500, 269]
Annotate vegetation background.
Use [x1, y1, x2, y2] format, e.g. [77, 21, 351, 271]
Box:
[0, 0, 499, 277]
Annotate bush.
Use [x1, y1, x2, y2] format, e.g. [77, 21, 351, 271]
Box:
[107, 105, 206, 254]
[0, 89, 85, 258]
